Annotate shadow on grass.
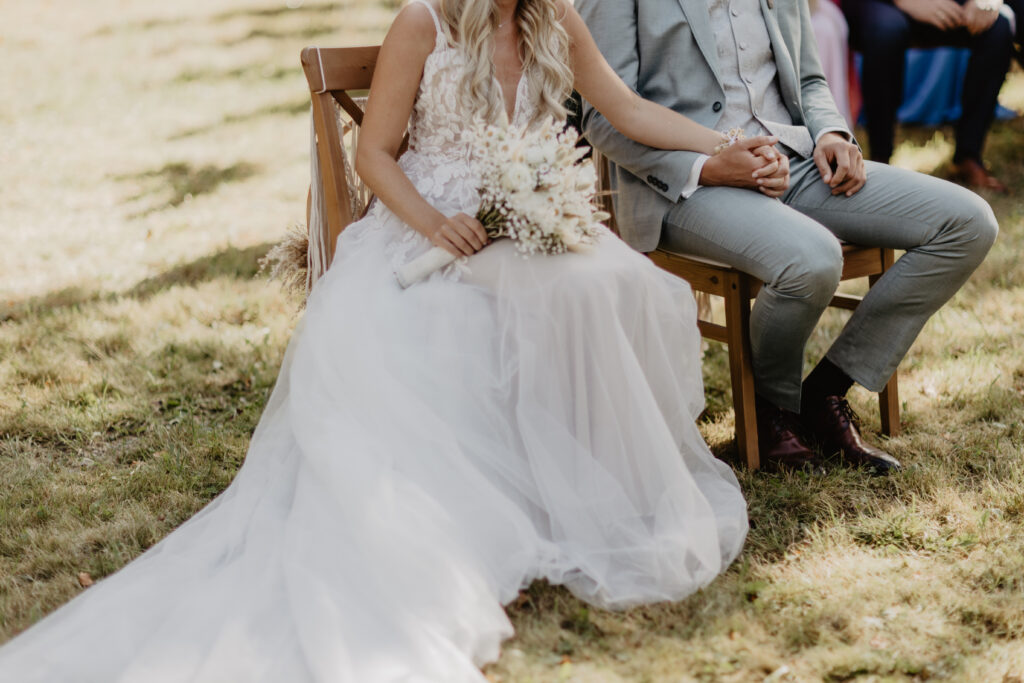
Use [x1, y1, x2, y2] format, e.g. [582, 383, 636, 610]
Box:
[173, 63, 301, 85]
[211, 2, 348, 22]
[89, 1, 351, 37]
[119, 161, 261, 215]
[170, 99, 308, 140]
[129, 243, 272, 300]
[0, 286, 105, 324]
[0, 243, 276, 323]
[89, 16, 191, 37]
[219, 24, 340, 48]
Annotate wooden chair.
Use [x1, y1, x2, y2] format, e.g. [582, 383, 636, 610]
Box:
[300, 45, 901, 471]
[592, 150, 901, 471]
[300, 45, 389, 266]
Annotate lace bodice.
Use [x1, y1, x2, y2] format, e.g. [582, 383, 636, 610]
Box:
[352, 0, 534, 281]
[407, 26, 531, 162]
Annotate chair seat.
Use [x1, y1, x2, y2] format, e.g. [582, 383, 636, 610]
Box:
[652, 247, 734, 271]
[652, 243, 890, 301]
[655, 242, 885, 273]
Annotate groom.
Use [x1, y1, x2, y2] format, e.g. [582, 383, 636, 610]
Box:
[577, 0, 998, 473]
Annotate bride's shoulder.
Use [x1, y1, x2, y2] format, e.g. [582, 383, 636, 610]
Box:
[383, 2, 442, 54]
[553, 0, 585, 41]
[552, 0, 572, 21]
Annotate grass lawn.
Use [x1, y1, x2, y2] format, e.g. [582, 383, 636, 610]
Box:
[1, 2, 1022, 680]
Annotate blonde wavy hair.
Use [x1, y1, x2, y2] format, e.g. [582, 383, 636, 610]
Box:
[436, 0, 574, 124]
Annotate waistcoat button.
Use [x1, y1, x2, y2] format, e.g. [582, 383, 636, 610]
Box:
[713, 101, 723, 112]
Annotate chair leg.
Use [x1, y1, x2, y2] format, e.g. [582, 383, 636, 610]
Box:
[871, 248, 900, 437]
[879, 369, 900, 437]
[724, 273, 759, 470]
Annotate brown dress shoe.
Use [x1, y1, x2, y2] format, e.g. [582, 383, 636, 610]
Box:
[806, 396, 902, 475]
[755, 401, 819, 472]
[952, 159, 1009, 195]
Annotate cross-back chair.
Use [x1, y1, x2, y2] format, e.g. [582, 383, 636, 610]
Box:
[300, 45, 900, 471]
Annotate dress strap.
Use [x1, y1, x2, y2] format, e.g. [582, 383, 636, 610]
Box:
[411, 0, 445, 48]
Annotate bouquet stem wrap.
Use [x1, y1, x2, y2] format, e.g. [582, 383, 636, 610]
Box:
[396, 247, 457, 289]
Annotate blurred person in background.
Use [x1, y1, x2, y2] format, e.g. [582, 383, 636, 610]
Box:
[810, 0, 858, 127]
[844, 0, 1015, 192]
[1009, 0, 1023, 64]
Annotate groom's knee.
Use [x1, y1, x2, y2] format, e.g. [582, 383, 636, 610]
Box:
[942, 190, 999, 267]
[770, 235, 843, 303]
[962, 199, 999, 263]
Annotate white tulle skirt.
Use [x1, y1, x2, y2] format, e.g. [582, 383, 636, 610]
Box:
[0, 204, 748, 682]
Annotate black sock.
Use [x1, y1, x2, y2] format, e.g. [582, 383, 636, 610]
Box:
[755, 393, 779, 416]
[755, 393, 800, 421]
[801, 358, 854, 414]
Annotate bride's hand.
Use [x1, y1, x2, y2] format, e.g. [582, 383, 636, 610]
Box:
[750, 145, 790, 198]
[430, 213, 490, 257]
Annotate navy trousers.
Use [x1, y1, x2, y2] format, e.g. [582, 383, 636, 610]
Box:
[844, 0, 1014, 162]
[1009, 0, 1024, 55]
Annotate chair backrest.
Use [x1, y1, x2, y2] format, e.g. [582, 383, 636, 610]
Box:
[301, 45, 406, 266]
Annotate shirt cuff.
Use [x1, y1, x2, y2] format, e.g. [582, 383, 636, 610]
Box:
[680, 154, 710, 199]
[815, 127, 851, 144]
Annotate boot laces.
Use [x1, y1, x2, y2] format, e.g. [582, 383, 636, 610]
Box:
[771, 411, 800, 437]
[832, 397, 862, 430]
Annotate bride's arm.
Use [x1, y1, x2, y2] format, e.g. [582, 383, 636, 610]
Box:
[560, 2, 722, 156]
[355, 4, 488, 257]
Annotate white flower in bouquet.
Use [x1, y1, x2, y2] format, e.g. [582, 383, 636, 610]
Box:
[396, 117, 609, 288]
[559, 225, 583, 248]
[500, 163, 534, 193]
[573, 164, 598, 191]
[524, 146, 547, 166]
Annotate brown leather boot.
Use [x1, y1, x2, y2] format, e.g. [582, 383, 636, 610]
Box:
[755, 398, 819, 472]
[805, 396, 902, 475]
[951, 159, 1009, 195]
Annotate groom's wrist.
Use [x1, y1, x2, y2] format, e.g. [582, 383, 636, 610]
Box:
[814, 129, 851, 147]
[698, 153, 734, 187]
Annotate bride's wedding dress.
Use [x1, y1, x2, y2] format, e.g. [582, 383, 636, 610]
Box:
[0, 5, 747, 681]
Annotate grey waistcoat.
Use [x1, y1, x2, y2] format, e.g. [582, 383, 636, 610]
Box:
[709, 0, 814, 156]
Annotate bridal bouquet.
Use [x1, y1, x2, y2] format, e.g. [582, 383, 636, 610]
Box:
[395, 117, 609, 288]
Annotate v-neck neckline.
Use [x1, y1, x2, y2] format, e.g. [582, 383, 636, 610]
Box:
[495, 71, 526, 123]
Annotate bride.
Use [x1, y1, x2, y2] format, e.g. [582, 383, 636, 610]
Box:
[0, 0, 783, 680]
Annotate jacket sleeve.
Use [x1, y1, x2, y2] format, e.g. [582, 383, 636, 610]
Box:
[796, 0, 854, 143]
[575, 0, 704, 201]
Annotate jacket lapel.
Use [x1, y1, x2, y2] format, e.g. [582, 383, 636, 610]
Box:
[675, 0, 723, 87]
[759, 0, 799, 108]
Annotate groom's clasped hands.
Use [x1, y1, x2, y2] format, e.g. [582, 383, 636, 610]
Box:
[699, 135, 791, 198]
[699, 132, 869, 198]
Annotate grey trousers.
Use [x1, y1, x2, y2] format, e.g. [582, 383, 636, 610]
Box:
[661, 159, 998, 413]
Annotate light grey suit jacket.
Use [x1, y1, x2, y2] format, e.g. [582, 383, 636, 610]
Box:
[577, 0, 853, 252]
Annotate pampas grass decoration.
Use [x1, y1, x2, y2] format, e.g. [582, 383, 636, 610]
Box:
[259, 223, 311, 303]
